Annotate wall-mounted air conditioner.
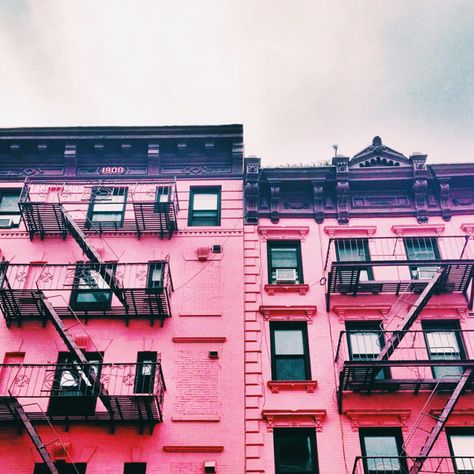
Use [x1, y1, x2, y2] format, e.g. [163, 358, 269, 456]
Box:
[275, 268, 297, 284]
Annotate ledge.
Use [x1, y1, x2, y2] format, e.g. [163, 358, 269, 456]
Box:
[429, 408, 474, 426]
[344, 409, 411, 431]
[267, 380, 318, 393]
[332, 304, 391, 321]
[324, 226, 377, 237]
[264, 284, 309, 296]
[163, 446, 224, 453]
[262, 409, 327, 432]
[172, 337, 227, 343]
[421, 303, 469, 320]
[461, 223, 474, 235]
[391, 224, 445, 236]
[257, 225, 309, 241]
[172, 415, 220, 422]
[259, 305, 317, 322]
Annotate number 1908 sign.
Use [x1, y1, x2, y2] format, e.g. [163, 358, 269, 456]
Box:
[99, 166, 126, 175]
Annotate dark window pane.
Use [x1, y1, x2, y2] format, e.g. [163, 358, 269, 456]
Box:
[124, 463, 147, 474]
[34, 463, 87, 474]
[189, 187, 220, 226]
[275, 358, 306, 380]
[274, 429, 317, 473]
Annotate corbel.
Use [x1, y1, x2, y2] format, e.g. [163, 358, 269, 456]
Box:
[244, 158, 261, 224]
[332, 156, 350, 224]
[312, 181, 324, 223]
[270, 182, 281, 224]
[147, 143, 160, 175]
[410, 153, 429, 223]
[438, 178, 451, 221]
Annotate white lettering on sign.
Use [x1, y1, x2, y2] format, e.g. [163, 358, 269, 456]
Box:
[99, 166, 126, 175]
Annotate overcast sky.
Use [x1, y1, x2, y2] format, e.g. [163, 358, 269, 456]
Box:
[1, 0, 473, 166]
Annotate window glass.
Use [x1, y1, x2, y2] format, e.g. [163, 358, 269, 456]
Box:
[188, 187, 221, 226]
[274, 428, 317, 473]
[0, 190, 21, 227]
[34, 463, 87, 474]
[124, 463, 146, 474]
[70, 264, 115, 310]
[274, 330, 304, 355]
[134, 352, 157, 393]
[0, 194, 20, 212]
[361, 431, 405, 473]
[147, 263, 163, 288]
[335, 239, 372, 281]
[450, 434, 474, 472]
[193, 193, 218, 210]
[268, 241, 303, 284]
[349, 332, 381, 358]
[88, 187, 127, 226]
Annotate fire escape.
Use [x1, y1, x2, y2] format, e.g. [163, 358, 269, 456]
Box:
[327, 236, 474, 473]
[0, 180, 174, 472]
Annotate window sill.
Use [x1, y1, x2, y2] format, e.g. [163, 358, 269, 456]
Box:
[268, 380, 317, 393]
[264, 284, 309, 295]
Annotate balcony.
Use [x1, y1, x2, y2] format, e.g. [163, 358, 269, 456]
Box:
[335, 329, 474, 411]
[0, 261, 173, 325]
[0, 362, 165, 427]
[352, 456, 474, 473]
[324, 236, 474, 310]
[18, 180, 179, 239]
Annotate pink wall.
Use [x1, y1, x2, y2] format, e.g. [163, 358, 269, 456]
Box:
[0, 179, 245, 473]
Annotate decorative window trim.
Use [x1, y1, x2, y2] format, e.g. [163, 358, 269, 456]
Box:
[262, 409, 327, 432]
[429, 409, 474, 427]
[258, 225, 309, 241]
[344, 409, 411, 432]
[267, 380, 317, 393]
[461, 223, 474, 235]
[391, 224, 445, 236]
[332, 304, 392, 322]
[172, 337, 227, 343]
[420, 303, 468, 320]
[259, 305, 317, 322]
[264, 284, 309, 295]
[163, 446, 224, 453]
[324, 226, 377, 237]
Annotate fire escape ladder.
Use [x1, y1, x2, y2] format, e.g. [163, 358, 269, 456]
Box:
[377, 268, 445, 361]
[8, 397, 58, 474]
[61, 208, 128, 309]
[36, 293, 116, 421]
[407, 367, 474, 474]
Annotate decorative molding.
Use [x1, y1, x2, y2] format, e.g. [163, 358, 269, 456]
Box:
[391, 224, 445, 236]
[344, 409, 411, 432]
[332, 304, 391, 322]
[312, 182, 324, 223]
[324, 226, 377, 237]
[421, 303, 468, 320]
[411, 153, 429, 224]
[259, 305, 317, 322]
[333, 156, 350, 224]
[429, 408, 474, 426]
[264, 284, 310, 296]
[267, 380, 318, 393]
[163, 446, 224, 453]
[172, 337, 227, 343]
[172, 415, 221, 422]
[439, 178, 451, 221]
[258, 225, 310, 241]
[270, 183, 281, 224]
[461, 223, 474, 235]
[262, 409, 327, 432]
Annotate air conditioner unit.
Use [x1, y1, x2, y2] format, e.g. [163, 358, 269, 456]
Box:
[0, 218, 13, 228]
[275, 268, 297, 284]
[416, 266, 438, 280]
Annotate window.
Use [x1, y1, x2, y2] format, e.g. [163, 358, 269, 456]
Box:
[267, 241, 303, 284]
[404, 237, 440, 279]
[447, 430, 474, 474]
[422, 321, 465, 379]
[134, 352, 157, 393]
[34, 462, 87, 474]
[124, 463, 147, 474]
[359, 428, 407, 474]
[154, 185, 171, 211]
[273, 428, 318, 473]
[48, 352, 102, 416]
[188, 187, 221, 226]
[335, 238, 373, 280]
[346, 322, 389, 381]
[270, 322, 311, 381]
[147, 262, 164, 289]
[87, 187, 127, 228]
[0, 189, 21, 228]
[70, 262, 116, 310]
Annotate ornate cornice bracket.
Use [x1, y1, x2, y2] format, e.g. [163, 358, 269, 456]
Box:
[410, 153, 429, 223]
[312, 182, 325, 223]
[344, 409, 411, 432]
[438, 178, 451, 221]
[270, 183, 281, 224]
[333, 156, 350, 224]
[244, 157, 261, 224]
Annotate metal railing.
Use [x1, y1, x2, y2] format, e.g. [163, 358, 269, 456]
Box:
[1, 362, 165, 401]
[352, 456, 474, 473]
[324, 236, 474, 271]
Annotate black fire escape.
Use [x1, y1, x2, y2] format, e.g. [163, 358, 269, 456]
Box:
[327, 236, 474, 473]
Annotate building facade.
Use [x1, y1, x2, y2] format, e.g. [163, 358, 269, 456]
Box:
[0, 128, 474, 473]
[0, 126, 245, 473]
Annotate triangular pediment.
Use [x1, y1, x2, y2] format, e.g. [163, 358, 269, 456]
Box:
[350, 136, 411, 168]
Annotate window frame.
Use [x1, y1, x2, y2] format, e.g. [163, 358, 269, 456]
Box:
[134, 352, 157, 394]
[422, 320, 466, 379]
[345, 321, 390, 380]
[146, 261, 164, 290]
[335, 238, 373, 280]
[124, 463, 147, 474]
[86, 186, 128, 228]
[267, 240, 304, 284]
[69, 262, 117, 311]
[270, 322, 311, 381]
[188, 186, 221, 227]
[0, 188, 22, 228]
[446, 428, 474, 474]
[359, 428, 408, 474]
[273, 427, 318, 474]
[403, 237, 441, 280]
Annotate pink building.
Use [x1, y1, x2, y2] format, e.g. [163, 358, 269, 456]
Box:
[1, 129, 474, 473]
[0, 126, 245, 473]
[242, 139, 474, 473]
